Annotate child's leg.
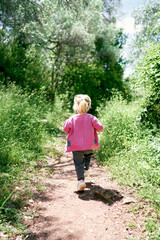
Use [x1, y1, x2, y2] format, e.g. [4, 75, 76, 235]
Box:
[84, 153, 92, 171]
[72, 151, 84, 181]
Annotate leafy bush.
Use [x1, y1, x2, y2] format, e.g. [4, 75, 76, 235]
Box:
[98, 96, 142, 160]
[135, 42, 160, 128]
[98, 96, 160, 208]
[0, 84, 72, 236]
[0, 84, 51, 220]
[0, 33, 49, 92]
[58, 61, 131, 114]
[0, 85, 46, 165]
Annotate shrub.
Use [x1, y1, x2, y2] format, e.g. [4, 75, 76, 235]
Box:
[0, 84, 50, 217]
[98, 96, 160, 208]
[58, 61, 131, 114]
[135, 42, 160, 128]
[98, 96, 142, 161]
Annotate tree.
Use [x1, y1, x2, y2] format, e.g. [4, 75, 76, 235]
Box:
[39, 0, 106, 91]
[0, 0, 41, 31]
[24, 0, 125, 100]
[132, 0, 160, 128]
[57, 34, 127, 113]
[135, 42, 160, 128]
[133, 0, 160, 46]
[43, 0, 128, 110]
[102, 0, 121, 23]
[0, 0, 128, 108]
[0, 0, 49, 90]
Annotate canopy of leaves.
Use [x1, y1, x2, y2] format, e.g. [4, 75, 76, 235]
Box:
[0, 0, 129, 111]
[135, 42, 160, 128]
[133, 0, 160, 50]
[131, 1, 160, 128]
[0, 0, 41, 30]
[57, 59, 128, 113]
[41, 0, 128, 111]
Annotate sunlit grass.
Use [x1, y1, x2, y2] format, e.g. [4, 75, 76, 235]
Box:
[1, 85, 159, 239]
[98, 96, 160, 239]
[0, 84, 69, 237]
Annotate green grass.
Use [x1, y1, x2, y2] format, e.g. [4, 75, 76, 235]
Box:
[97, 96, 160, 239]
[145, 219, 160, 240]
[0, 84, 70, 238]
[1, 85, 159, 239]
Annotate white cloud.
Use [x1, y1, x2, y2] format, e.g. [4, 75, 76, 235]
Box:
[117, 0, 144, 77]
[117, 15, 135, 34]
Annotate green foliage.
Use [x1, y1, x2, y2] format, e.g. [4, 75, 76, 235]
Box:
[0, 85, 50, 221]
[98, 95, 160, 239]
[98, 96, 142, 160]
[0, 0, 127, 105]
[0, 84, 70, 230]
[133, 0, 160, 46]
[59, 60, 129, 113]
[0, 0, 49, 92]
[128, 1, 160, 130]
[98, 97, 160, 209]
[0, 32, 49, 90]
[59, 62, 104, 113]
[127, 0, 160, 71]
[135, 42, 160, 128]
[40, 0, 106, 81]
[145, 219, 160, 240]
[0, 0, 41, 31]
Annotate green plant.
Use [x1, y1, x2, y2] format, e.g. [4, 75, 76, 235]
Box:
[0, 85, 52, 225]
[135, 42, 160, 128]
[98, 96, 142, 161]
[145, 219, 160, 240]
[0, 84, 70, 238]
[97, 95, 160, 238]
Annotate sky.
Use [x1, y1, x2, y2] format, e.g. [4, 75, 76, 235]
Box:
[117, 0, 144, 34]
[117, 0, 145, 77]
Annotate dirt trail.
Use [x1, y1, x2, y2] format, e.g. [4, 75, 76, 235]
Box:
[26, 146, 145, 240]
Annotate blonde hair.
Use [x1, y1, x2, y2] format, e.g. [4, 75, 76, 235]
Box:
[73, 94, 91, 114]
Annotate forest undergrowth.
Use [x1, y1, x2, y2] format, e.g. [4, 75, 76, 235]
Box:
[98, 96, 160, 239]
[0, 85, 159, 239]
[0, 0, 160, 239]
[0, 84, 71, 238]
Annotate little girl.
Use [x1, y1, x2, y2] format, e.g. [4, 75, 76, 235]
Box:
[63, 94, 103, 191]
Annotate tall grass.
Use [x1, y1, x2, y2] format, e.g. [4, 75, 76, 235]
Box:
[0, 84, 53, 225]
[98, 96, 160, 206]
[98, 96, 142, 160]
[0, 84, 70, 233]
[98, 96, 160, 238]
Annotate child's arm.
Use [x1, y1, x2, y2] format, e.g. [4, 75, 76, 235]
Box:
[92, 116, 103, 132]
[63, 118, 72, 134]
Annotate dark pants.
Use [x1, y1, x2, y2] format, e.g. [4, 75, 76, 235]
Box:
[72, 150, 93, 181]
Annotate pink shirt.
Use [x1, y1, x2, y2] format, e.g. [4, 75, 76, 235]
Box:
[63, 113, 103, 152]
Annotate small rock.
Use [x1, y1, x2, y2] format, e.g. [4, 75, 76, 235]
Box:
[123, 197, 136, 204]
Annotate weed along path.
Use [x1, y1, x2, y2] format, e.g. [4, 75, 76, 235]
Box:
[26, 145, 145, 240]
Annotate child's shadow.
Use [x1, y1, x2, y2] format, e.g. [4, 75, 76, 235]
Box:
[75, 182, 123, 205]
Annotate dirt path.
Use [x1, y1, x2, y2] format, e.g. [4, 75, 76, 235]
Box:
[25, 146, 145, 240]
